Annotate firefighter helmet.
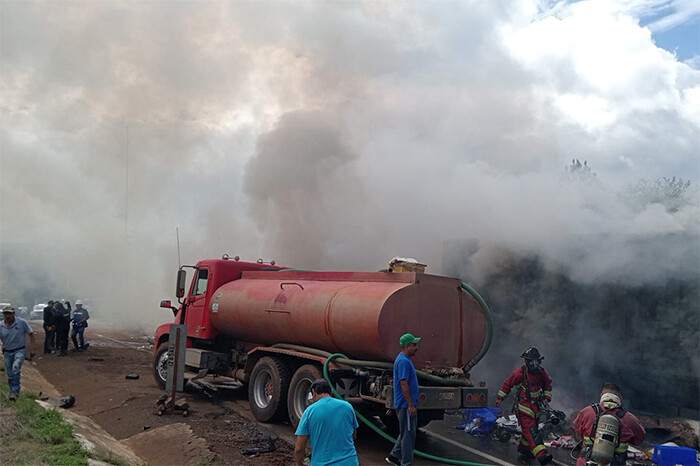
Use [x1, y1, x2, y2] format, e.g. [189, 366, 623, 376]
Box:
[521, 347, 543, 360]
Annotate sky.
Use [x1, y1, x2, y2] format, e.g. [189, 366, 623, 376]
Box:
[0, 0, 698, 335]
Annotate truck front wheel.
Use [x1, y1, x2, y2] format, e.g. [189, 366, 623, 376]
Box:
[287, 364, 322, 428]
[153, 342, 169, 389]
[248, 356, 291, 423]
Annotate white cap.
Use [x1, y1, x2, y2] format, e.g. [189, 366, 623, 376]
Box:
[3, 305, 15, 313]
[75, 300, 83, 305]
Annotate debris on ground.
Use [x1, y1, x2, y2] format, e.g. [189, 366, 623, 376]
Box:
[58, 395, 75, 409]
[88, 357, 103, 362]
[639, 416, 700, 449]
[456, 407, 500, 435]
[155, 396, 190, 416]
[546, 435, 575, 449]
[125, 373, 139, 380]
[241, 436, 277, 455]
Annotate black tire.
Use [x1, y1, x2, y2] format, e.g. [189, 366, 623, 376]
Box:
[248, 356, 292, 423]
[287, 364, 323, 428]
[153, 342, 169, 389]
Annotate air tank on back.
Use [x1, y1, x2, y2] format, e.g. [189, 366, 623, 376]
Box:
[209, 269, 487, 369]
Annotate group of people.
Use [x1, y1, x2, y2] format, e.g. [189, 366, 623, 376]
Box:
[0, 300, 90, 401]
[42, 299, 90, 356]
[293, 335, 646, 466]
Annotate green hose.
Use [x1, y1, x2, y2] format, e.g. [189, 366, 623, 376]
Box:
[272, 343, 470, 386]
[322, 352, 488, 466]
[460, 282, 493, 371]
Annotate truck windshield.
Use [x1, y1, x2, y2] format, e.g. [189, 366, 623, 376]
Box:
[194, 268, 209, 296]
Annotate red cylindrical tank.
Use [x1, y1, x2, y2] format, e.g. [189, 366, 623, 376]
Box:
[209, 270, 487, 369]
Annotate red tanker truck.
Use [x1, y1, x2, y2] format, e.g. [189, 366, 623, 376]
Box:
[153, 255, 493, 428]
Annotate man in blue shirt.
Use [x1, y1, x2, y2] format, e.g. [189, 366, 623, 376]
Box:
[386, 333, 421, 466]
[70, 300, 90, 351]
[1, 306, 37, 400]
[294, 378, 359, 466]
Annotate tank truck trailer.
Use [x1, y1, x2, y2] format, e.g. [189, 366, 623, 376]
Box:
[152, 255, 493, 429]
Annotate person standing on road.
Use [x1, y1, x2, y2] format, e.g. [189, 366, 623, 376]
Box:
[495, 347, 553, 465]
[386, 333, 421, 466]
[53, 300, 71, 356]
[71, 300, 90, 351]
[0, 306, 37, 400]
[573, 383, 645, 466]
[294, 378, 359, 466]
[43, 300, 56, 354]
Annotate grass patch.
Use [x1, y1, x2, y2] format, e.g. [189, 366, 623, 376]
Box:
[0, 383, 90, 466]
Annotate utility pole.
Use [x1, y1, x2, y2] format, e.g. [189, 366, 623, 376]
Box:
[125, 125, 129, 238]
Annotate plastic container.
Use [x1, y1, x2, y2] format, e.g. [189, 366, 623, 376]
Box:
[652, 444, 697, 465]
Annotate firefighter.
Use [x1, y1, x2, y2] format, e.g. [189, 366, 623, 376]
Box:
[495, 347, 553, 465]
[573, 383, 645, 466]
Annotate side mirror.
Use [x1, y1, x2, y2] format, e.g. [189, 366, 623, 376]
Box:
[160, 299, 178, 317]
[176, 269, 187, 298]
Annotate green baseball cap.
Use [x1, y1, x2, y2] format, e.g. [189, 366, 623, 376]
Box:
[399, 333, 421, 347]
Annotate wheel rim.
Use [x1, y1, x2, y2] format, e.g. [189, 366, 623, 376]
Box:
[291, 376, 314, 421]
[253, 369, 273, 409]
[157, 351, 169, 383]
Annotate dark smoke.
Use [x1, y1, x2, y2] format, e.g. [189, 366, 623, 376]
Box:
[445, 231, 699, 418]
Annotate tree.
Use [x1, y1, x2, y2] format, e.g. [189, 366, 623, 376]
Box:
[624, 176, 694, 213]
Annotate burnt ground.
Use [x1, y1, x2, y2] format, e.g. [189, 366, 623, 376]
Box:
[26, 323, 295, 466]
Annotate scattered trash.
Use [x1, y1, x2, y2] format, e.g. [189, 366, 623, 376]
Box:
[627, 445, 643, 460]
[88, 357, 104, 362]
[546, 435, 575, 449]
[36, 391, 49, 401]
[640, 416, 700, 449]
[155, 395, 189, 416]
[456, 407, 500, 435]
[496, 414, 521, 431]
[241, 436, 276, 455]
[58, 395, 75, 409]
[125, 373, 139, 380]
[142, 425, 150, 431]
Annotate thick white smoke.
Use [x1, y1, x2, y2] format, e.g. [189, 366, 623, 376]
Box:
[0, 0, 698, 412]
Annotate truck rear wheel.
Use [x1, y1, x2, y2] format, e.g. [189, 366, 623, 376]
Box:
[153, 342, 169, 389]
[248, 356, 291, 423]
[287, 364, 322, 428]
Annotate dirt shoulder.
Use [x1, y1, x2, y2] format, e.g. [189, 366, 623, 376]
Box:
[23, 322, 295, 466]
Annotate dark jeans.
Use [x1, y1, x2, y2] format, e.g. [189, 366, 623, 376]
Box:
[56, 323, 69, 354]
[390, 407, 417, 466]
[43, 325, 55, 353]
[71, 326, 86, 348]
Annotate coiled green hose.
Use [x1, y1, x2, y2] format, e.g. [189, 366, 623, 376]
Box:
[322, 352, 488, 466]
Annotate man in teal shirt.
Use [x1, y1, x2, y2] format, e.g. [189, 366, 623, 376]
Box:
[387, 332, 421, 466]
[294, 378, 359, 466]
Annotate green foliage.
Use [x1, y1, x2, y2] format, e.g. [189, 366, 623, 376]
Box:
[0, 385, 90, 466]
